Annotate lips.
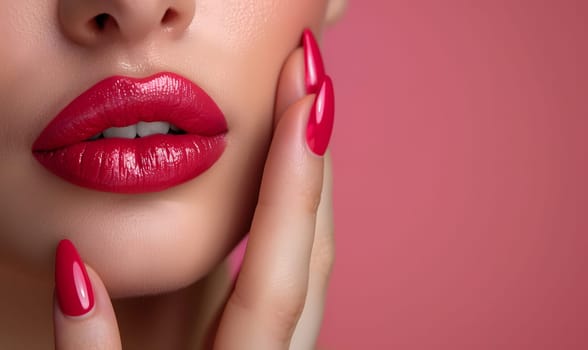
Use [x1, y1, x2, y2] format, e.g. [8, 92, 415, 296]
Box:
[32, 72, 227, 194]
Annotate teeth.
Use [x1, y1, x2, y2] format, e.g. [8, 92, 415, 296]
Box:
[103, 125, 137, 139]
[93, 122, 182, 140]
[137, 121, 170, 137]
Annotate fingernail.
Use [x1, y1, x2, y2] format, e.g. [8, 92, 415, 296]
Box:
[55, 239, 94, 317]
[302, 28, 326, 94]
[307, 76, 335, 156]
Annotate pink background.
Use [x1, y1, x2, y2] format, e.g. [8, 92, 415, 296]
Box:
[319, 1, 588, 349]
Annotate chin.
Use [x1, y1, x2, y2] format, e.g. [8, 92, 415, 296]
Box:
[72, 200, 252, 298]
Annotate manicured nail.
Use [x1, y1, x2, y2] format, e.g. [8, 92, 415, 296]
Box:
[55, 239, 94, 317]
[302, 28, 326, 94]
[307, 76, 335, 156]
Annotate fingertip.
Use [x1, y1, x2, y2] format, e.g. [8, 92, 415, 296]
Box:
[275, 47, 306, 124]
[306, 76, 335, 157]
[55, 239, 94, 318]
[53, 241, 121, 349]
[276, 28, 328, 133]
[53, 262, 115, 322]
[302, 28, 326, 95]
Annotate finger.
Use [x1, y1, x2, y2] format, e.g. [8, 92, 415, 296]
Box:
[274, 47, 305, 122]
[290, 153, 335, 350]
[280, 30, 335, 349]
[54, 239, 121, 350]
[274, 28, 326, 124]
[216, 78, 335, 349]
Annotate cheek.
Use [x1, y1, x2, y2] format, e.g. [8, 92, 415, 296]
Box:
[195, 0, 329, 142]
[194, 0, 328, 46]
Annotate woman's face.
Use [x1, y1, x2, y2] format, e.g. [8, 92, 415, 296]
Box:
[0, 0, 341, 297]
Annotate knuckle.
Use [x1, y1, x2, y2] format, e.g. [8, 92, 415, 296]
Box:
[299, 186, 322, 215]
[227, 282, 255, 315]
[257, 186, 322, 217]
[228, 279, 309, 342]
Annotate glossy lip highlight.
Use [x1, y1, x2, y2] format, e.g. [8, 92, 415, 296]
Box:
[32, 72, 228, 194]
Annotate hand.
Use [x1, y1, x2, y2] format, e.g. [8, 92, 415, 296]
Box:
[52, 29, 335, 350]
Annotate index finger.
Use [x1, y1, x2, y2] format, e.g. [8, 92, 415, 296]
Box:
[215, 73, 334, 349]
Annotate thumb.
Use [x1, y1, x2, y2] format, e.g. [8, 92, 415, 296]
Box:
[53, 239, 121, 350]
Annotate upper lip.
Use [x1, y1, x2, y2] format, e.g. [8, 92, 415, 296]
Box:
[32, 72, 228, 151]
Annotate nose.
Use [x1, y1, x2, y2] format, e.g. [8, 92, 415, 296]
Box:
[58, 0, 195, 45]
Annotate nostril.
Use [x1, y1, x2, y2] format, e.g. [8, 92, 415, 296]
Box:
[90, 13, 117, 32]
[94, 13, 109, 31]
[161, 8, 179, 25]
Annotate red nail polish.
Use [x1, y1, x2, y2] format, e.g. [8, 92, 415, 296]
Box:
[307, 76, 335, 156]
[302, 28, 326, 94]
[55, 239, 94, 317]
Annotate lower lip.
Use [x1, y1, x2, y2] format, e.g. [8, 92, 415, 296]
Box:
[33, 134, 226, 193]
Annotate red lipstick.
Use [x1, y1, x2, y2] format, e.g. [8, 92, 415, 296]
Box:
[32, 73, 227, 193]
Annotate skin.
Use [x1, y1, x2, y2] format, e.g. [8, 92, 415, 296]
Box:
[0, 0, 345, 348]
